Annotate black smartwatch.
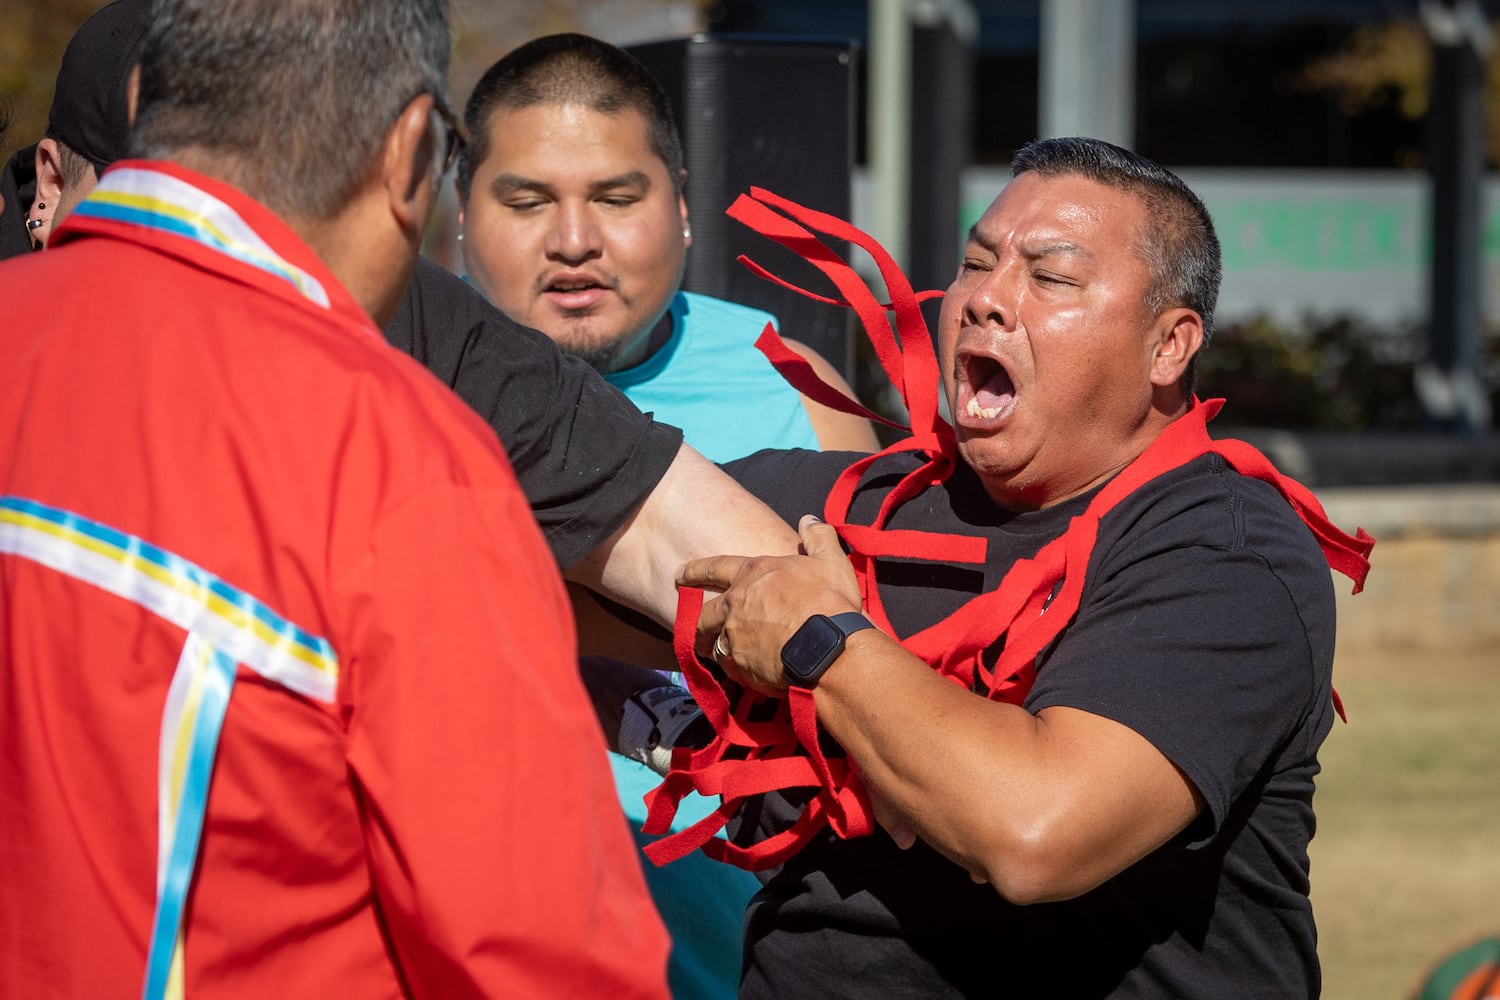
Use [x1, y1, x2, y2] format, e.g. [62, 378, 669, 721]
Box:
[780, 611, 876, 688]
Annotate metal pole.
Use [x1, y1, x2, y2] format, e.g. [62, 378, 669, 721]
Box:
[1418, 0, 1492, 434]
[869, 0, 912, 268]
[908, 0, 976, 331]
[1040, 0, 1136, 147]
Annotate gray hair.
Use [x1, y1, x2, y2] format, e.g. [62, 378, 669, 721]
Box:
[131, 0, 451, 220]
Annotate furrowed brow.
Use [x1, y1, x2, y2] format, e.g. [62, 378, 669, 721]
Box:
[1020, 239, 1092, 263]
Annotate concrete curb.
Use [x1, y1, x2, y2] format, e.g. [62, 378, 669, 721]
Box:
[1319, 484, 1500, 540]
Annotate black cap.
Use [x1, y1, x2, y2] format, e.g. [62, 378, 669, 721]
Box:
[45, 0, 152, 171]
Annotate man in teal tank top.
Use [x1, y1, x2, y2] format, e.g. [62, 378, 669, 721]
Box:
[455, 32, 878, 999]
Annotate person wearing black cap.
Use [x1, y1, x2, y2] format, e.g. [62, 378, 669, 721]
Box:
[0, 0, 149, 256]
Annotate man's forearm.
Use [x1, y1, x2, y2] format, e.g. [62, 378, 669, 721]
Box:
[566, 442, 800, 627]
[678, 518, 1205, 903]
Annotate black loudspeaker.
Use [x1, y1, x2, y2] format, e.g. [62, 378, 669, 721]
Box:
[909, 15, 973, 342]
[627, 35, 858, 380]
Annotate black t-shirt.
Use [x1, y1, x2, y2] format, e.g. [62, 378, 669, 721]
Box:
[724, 446, 1337, 999]
[382, 257, 683, 570]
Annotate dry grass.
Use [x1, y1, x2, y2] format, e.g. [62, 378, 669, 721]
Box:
[1312, 643, 1500, 999]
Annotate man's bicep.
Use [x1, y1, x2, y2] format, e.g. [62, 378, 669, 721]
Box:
[567, 443, 803, 625]
[1030, 705, 1204, 889]
[1032, 540, 1317, 835]
[448, 319, 685, 570]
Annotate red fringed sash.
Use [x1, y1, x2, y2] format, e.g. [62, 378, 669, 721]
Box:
[641, 188, 1375, 872]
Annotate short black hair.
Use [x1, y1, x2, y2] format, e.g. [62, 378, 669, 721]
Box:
[456, 33, 684, 205]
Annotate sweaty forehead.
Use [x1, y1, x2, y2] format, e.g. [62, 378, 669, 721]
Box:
[971, 172, 1148, 257]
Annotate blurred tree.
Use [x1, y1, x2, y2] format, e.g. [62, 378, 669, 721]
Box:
[1299, 16, 1500, 167]
[0, 1, 709, 163]
[0, 0, 110, 157]
[1194, 313, 1500, 431]
[451, 0, 707, 113]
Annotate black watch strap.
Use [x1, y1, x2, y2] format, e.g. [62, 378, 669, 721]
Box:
[828, 611, 875, 640]
[781, 611, 876, 689]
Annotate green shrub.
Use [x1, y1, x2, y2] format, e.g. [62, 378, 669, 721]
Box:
[1197, 314, 1497, 430]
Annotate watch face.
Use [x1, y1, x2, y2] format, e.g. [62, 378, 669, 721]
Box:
[781, 615, 844, 684]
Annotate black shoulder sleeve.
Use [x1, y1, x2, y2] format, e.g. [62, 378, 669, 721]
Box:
[384, 257, 684, 569]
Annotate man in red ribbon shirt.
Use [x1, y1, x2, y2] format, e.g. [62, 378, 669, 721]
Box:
[669, 137, 1372, 999]
[0, 1, 679, 996]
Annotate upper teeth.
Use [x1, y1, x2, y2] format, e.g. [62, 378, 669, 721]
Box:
[966, 397, 1004, 419]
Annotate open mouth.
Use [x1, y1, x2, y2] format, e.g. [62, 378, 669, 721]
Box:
[541, 274, 611, 312]
[958, 351, 1016, 421]
[547, 277, 604, 294]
